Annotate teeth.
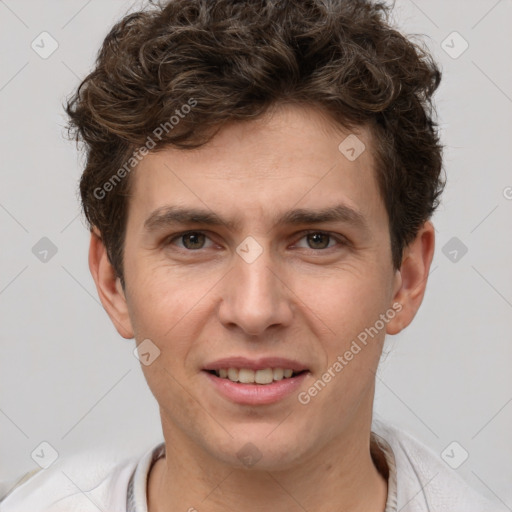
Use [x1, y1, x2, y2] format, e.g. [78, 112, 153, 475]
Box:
[227, 368, 239, 381]
[213, 367, 301, 384]
[255, 368, 273, 384]
[273, 368, 284, 380]
[238, 368, 255, 383]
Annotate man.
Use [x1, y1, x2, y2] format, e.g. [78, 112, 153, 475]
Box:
[1, 0, 506, 511]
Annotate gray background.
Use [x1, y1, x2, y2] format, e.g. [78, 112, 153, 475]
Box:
[1, 0, 511, 507]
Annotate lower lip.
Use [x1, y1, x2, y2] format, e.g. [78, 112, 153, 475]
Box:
[203, 371, 309, 405]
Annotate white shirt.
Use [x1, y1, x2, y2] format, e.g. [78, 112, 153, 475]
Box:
[1, 422, 507, 511]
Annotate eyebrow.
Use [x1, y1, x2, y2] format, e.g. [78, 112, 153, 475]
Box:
[143, 203, 369, 234]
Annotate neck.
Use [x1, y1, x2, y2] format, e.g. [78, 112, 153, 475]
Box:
[148, 418, 388, 512]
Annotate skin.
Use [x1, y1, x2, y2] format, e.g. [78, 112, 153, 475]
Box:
[89, 103, 435, 512]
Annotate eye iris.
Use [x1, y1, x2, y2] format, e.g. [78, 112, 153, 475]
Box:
[307, 233, 330, 249]
[183, 233, 205, 250]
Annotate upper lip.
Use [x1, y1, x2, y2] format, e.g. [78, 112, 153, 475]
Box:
[203, 357, 309, 372]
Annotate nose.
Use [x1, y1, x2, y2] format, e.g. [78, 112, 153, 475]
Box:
[217, 249, 294, 336]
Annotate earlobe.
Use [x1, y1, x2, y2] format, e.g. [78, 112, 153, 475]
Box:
[88, 229, 134, 339]
[386, 222, 435, 336]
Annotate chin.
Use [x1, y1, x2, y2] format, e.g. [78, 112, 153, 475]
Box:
[211, 428, 310, 471]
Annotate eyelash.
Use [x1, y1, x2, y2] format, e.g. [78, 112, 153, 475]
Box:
[165, 230, 349, 252]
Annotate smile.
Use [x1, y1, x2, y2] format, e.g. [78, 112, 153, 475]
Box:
[208, 367, 305, 384]
[203, 369, 309, 405]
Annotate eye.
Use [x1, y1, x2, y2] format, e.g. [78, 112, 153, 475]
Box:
[165, 230, 346, 252]
[168, 231, 214, 250]
[294, 231, 344, 250]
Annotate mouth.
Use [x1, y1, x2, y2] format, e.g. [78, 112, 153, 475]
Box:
[202, 357, 310, 405]
[204, 367, 308, 385]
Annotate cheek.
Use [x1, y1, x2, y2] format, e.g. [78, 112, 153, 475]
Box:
[126, 260, 211, 338]
[293, 264, 392, 341]
[126, 263, 225, 390]
[142, 362, 212, 442]
[292, 265, 394, 405]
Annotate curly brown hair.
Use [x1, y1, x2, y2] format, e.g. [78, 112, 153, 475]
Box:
[66, 0, 444, 287]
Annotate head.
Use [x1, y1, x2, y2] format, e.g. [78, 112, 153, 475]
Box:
[67, 0, 443, 470]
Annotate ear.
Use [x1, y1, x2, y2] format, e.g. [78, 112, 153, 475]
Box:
[386, 221, 435, 335]
[88, 228, 134, 339]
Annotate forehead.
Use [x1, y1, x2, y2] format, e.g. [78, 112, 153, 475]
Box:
[127, 103, 384, 230]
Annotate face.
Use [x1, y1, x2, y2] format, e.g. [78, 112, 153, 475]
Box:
[92, 103, 432, 470]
